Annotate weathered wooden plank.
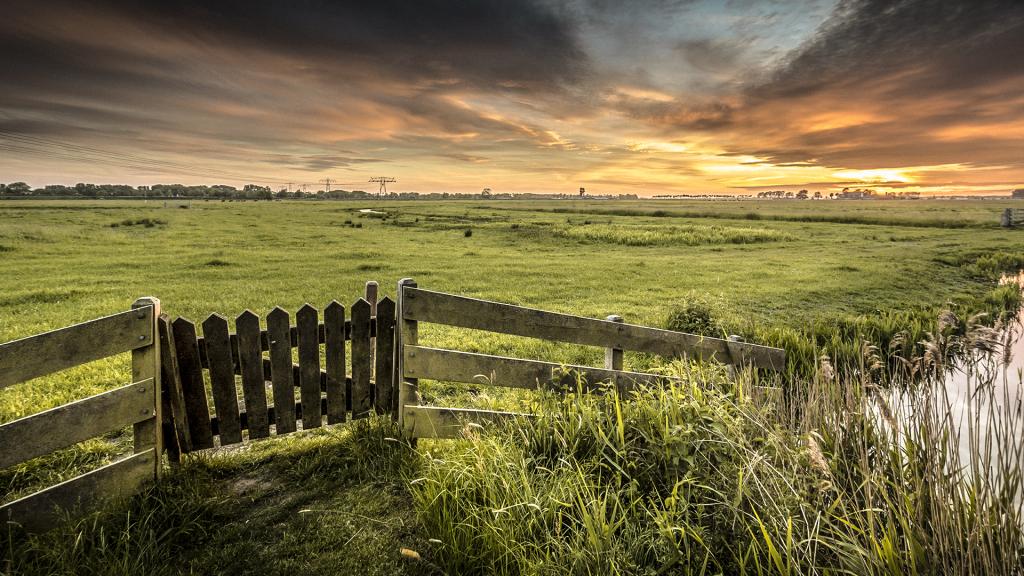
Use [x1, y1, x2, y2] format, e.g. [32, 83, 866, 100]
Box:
[297, 304, 322, 429]
[171, 318, 214, 450]
[366, 281, 379, 372]
[236, 310, 270, 439]
[130, 298, 161, 477]
[0, 380, 154, 469]
[156, 346, 178, 465]
[403, 405, 526, 439]
[267, 307, 297, 434]
[0, 307, 154, 390]
[158, 314, 189, 456]
[396, 279, 419, 428]
[402, 288, 786, 371]
[202, 314, 242, 445]
[403, 346, 672, 392]
[0, 449, 155, 534]
[350, 299, 373, 418]
[374, 297, 396, 415]
[324, 301, 346, 424]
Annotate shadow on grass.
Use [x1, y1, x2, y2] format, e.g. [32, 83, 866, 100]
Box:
[4, 416, 440, 576]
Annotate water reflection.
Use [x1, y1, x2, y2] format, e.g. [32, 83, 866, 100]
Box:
[940, 271, 1022, 471]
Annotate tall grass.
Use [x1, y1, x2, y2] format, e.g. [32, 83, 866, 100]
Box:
[411, 315, 1024, 574]
[727, 282, 1022, 379]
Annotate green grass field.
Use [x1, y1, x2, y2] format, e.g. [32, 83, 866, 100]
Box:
[2, 198, 1023, 575]
[1, 198, 1020, 337]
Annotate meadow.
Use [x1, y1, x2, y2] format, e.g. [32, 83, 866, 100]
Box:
[2, 198, 1023, 574]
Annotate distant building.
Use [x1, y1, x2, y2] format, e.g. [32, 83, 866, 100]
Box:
[1013, 188, 1024, 199]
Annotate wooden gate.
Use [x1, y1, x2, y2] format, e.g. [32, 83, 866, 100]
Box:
[162, 282, 396, 454]
[0, 297, 162, 532]
[392, 279, 786, 439]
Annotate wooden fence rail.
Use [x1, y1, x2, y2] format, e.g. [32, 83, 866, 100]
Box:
[0, 298, 161, 533]
[394, 280, 786, 439]
[163, 282, 396, 454]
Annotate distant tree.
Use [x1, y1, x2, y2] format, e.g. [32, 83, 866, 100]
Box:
[481, 187, 492, 197]
[784, 191, 794, 199]
[242, 184, 271, 200]
[813, 191, 822, 199]
[6, 182, 30, 195]
[44, 185, 73, 196]
[796, 189, 809, 200]
[1013, 188, 1024, 199]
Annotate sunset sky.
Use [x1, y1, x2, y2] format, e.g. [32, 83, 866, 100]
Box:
[1, 0, 1022, 196]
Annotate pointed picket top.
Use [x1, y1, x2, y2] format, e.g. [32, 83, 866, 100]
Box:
[172, 316, 196, 331]
[201, 313, 229, 333]
[377, 296, 395, 313]
[267, 306, 290, 323]
[324, 300, 344, 315]
[236, 309, 260, 328]
[297, 303, 318, 320]
[351, 297, 371, 317]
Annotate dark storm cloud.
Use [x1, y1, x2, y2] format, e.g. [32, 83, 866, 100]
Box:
[0, 0, 604, 185]
[760, 0, 1024, 97]
[100, 0, 589, 92]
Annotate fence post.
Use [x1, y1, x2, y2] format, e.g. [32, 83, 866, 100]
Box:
[604, 315, 624, 370]
[605, 315, 624, 394]
[726, 334, 744, 380]
[131, 297, 162, 479]
[1002, 208, 1013, 228]
[395, 278, 418, 432]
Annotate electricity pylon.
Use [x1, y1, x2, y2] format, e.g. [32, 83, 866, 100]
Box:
[369, 177, 396, 197]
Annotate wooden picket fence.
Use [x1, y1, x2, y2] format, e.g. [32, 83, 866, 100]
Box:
[0, 297, 162, 532]
[1, 278, 786, 531]
[162, 282, 395, 455]
[393, 278, 786, 439]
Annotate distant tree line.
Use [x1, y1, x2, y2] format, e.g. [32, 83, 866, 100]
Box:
[755, 188, 923, 200]
[0, 182, 639, 201]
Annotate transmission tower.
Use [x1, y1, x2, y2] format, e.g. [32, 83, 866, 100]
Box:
[369, 176, 396, 197]
[319, 178, 333, 195]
